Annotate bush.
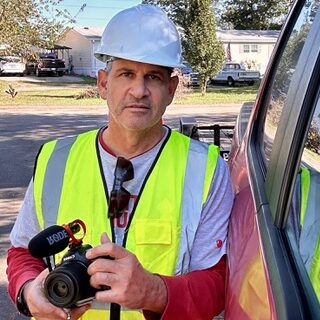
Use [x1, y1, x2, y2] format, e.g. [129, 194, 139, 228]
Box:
[75, 86, 99, 99]
[305, 119, 320, 155]
[174, 70, 192, 98]
[268, 94, 320, 155]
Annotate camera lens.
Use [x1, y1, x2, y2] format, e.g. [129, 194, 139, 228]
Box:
[45, 260, 94, 308]
[45, 270, 78, 307]
[53, 279, 70, 298]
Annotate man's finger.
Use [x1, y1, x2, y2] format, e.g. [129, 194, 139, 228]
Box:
[100, 232, 110, 244]
[87, 256, 117, 274]
[89, 270, 118, 289]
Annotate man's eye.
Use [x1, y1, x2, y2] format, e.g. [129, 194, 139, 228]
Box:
[148, 74, 161, 81]
[121, 72, 133, 78]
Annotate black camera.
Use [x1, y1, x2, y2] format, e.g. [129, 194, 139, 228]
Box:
[28, 220, 111, 308]
[44, 242, 107, 308]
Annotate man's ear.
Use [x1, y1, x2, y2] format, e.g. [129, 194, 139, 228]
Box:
[97, 69, 108, 100]
[168, 75, 179, 101]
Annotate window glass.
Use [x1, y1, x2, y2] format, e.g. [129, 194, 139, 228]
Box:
[251, 44, 258, 52]
[263, 1, 319, 164]
[243, 44, 250, 53]
[286, 95, 320, 303]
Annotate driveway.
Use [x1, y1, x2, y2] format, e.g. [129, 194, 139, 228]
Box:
[0, 103, 240, 319]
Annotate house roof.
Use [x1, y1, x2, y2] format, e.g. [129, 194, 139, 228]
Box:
[47, 44, 72, 50]
[73, 27, 104, 38]
[71, 27, 279, 44]
[217, 30, 280, 43]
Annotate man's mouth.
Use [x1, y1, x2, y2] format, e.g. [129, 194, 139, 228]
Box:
[126, 103, 150, 110]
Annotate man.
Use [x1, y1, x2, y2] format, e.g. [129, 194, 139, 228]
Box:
[7, 4, 233, 320]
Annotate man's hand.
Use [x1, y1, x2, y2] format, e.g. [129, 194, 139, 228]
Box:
[86, 233, 167, 313]
[23, 269, 90, 319]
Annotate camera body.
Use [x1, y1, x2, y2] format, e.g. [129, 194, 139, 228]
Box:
[44, 243, 108, 308]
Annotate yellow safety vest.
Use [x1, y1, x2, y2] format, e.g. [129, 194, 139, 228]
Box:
[33, 128, 219, 319]
[300, 167, 320, 302]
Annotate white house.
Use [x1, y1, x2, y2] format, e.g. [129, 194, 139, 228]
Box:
[217, 30, 280, 75]
[59, 27, 105, 77]
[59, 27, 280, 77]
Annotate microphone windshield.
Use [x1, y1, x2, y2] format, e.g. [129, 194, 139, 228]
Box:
[28, 225, 70, 258]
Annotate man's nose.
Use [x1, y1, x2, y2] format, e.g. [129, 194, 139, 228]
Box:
[129, 77, 149, 99]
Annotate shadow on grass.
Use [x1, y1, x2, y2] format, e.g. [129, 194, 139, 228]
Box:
[18, 81, 83, 87]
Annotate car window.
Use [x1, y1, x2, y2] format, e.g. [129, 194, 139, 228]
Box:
[223, 64, 233, 70]
[39, 54, 57, 59]
[286, 95, 320, 303]
[0, 56, 21, 63]
[263, 1, 319, 164]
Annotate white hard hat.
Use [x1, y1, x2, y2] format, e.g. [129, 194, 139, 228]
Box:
[95, 4, 183, 68]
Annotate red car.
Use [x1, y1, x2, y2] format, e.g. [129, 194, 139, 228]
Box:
[226, 0, 320, 319]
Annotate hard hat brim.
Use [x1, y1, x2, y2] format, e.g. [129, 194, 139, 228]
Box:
[94, 52, 185, 69]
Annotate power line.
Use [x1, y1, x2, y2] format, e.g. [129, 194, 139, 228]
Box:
[74, 3, 87, 19]
[59, 5, 131, 9]
[74, 17, 110, 21]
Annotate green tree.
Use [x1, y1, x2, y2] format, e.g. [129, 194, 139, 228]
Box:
[183, 0, 225, 94]
[142, 1, 225, 94]
[142, 0, 188, 29]
[0, 0, 72, 58]
[220, 0, 293, 30]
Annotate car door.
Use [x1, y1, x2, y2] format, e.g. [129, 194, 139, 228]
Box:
[226, 0, 320, 319]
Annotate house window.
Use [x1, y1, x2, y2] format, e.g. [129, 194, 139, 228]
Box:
[251, 44, 258, 52]
[241, 44, 260, 53]
[243, 44, 250, 53]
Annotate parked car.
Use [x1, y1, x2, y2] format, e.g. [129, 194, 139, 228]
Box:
[26, 53, 66, 77]
[185, 72, 201, 87]
[226, 0, 320, 319]
[181, 62, 193, 75]
[0, 56, 26, 76]
[211, 62, 260, 86]
[184, 72, 214, 87]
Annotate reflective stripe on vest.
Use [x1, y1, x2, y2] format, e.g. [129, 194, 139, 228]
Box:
[299, 167, 320, 302]
[300, 167, 311, 227]
[176, 139, 213, 274]
[35, 136, 77, 228]
[33, 128, 219, 318]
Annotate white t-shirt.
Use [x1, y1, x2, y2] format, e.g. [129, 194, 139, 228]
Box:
[10, 129, 234, 271]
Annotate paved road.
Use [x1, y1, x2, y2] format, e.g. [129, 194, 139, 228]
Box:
[0, 103, 240, 319]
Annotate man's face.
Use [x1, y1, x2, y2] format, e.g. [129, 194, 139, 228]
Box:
[98, 59, 178, 132]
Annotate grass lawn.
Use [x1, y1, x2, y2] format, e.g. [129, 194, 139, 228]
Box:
[0, 77, 259, 106]
[0, 77, 102, 106]
[173, 83, 259, 104]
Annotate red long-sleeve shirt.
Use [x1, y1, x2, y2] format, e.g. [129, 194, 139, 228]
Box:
[7, 246, 226, 319]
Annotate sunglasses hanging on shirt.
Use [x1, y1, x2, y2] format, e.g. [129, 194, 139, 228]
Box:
[108, 157, 134, 219]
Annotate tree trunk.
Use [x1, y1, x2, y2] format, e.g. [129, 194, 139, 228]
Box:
[201, 79, 207, 95]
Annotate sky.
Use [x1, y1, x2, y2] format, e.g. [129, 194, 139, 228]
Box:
[56, 0, 141, 28]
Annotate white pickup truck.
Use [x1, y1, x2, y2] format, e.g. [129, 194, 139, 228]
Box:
[211, 62, 260, 86]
